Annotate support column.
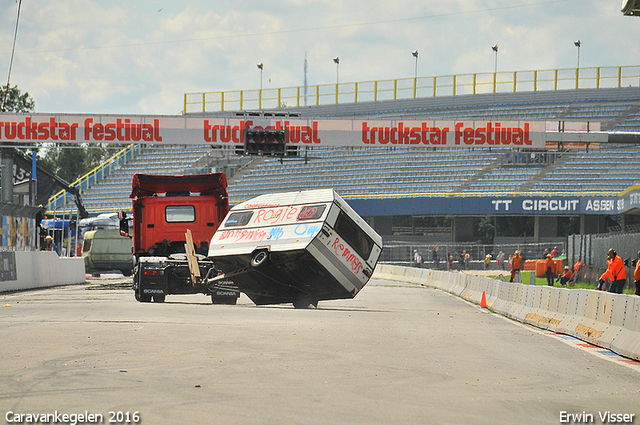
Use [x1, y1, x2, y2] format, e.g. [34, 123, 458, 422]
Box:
[452, 216, 474, 242]
[1, 148, 14, 203]
[368, 216, 393, 236]
[534, 216, 557, 241]
[580, 214, 604, 234]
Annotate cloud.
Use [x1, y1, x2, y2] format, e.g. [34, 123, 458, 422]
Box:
[1, 0, 639, 115]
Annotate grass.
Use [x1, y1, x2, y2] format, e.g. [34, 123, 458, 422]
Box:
[488, 271, 637, 295]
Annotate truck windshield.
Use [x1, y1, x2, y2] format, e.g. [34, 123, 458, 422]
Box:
[166, 205, 196, 223]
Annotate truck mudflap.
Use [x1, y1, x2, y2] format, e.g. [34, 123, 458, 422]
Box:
[135, 257, 169, 303]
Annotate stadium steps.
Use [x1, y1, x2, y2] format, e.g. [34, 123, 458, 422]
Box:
[454, 156, 504, 192]
[518, 154, 571, 192]
[601, 104, 639, 131]
[225, 155, 269, 187]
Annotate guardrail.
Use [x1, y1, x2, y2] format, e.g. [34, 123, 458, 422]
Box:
[184, 65, 640, 113]
[46, 144, 143, 213]
[374, 264, 640, 361]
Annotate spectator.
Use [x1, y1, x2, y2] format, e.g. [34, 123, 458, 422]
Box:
[599, 248, 626, 294]
[432, 246, 440, 269]
[458, 252, 465, 270]
[464, 252, 471, 271]
[634, 251, 640, 296]
[557, 266, 573, 287]
[544, 254, 555, 286]
[484, 254, 491, 270]
[550, 246, 558, 258]
[496, 251, 504, 270]
[413, 250, 422, 268]
[448, 254, 453, 271]
[44, 235, 54, 251]
[510, 250, 522, 283]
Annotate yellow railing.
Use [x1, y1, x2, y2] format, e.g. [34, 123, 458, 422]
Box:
[183, 65, 640, 114]
[46, 144, 143, 213]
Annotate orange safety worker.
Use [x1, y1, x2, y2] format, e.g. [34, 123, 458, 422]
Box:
[544, 254, 555, 286]
[557, 266, 573, 287]
[572, 260, 584, 283]
[599, 248, 626, 294]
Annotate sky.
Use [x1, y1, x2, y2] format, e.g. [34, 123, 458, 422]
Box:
[1, 0, 639, 115]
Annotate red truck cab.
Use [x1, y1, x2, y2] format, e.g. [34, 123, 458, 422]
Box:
[131, 173, 229, 257]
[126, 173, 237, 303]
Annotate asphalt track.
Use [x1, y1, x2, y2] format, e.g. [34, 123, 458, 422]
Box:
[1, 275, 639, 425]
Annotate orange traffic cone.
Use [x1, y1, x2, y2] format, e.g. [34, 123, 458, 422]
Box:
[480, 291, 488, 308]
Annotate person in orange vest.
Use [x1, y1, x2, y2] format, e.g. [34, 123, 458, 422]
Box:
[510, 250, 522, 283]
[599, 248, 626, 294]
[634, 250, 640, 296]
[571, 260, 585, 284]
[544, 254, 555, 286]
[557, 266, 573, 287]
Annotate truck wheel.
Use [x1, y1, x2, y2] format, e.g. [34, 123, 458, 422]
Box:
[251, 250, 270, 268]
[211, 294, 238, 305]
[153, 294, 166, 303]
[137, 291, 152, 303]
[293, 297, 318, 309]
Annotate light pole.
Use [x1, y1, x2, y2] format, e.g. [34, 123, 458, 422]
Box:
[492, 45, 498, 73]
[574, 40, 581, 69]
[257, 62, 264, 90]
[412, 50, 419, 79]
[333, 57, 340, 85]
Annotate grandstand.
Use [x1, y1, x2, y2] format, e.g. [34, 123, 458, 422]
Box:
[47, 85, 640, 249]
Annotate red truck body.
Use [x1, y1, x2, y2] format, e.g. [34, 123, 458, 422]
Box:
[131, 173, 229, 257]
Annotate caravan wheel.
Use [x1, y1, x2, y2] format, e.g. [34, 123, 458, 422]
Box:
[251, 250, 270, 268]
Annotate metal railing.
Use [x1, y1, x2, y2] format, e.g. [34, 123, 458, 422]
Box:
[183, 65, 640, 114]
[46, 144, 143, 213]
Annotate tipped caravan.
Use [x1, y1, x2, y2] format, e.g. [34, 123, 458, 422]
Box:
[207, 189, 382, 308]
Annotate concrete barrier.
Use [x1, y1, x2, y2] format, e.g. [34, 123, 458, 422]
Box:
[610, 297, 640, 360]
[373, 265, 640, 361]
[1, 251, 85, 293]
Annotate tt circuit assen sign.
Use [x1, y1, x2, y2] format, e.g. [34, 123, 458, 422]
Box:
[0, 113, 549, 148]
[349, 194, 622, 217]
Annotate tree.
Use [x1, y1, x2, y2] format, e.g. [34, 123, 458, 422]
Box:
[38, 143, 111, 183]
[0, 84, 35, 112]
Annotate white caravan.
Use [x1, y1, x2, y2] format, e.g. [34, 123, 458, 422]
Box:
[207, 189, 383, 308]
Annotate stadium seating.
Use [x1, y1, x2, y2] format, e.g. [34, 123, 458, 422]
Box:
[51, 87, 640, 214]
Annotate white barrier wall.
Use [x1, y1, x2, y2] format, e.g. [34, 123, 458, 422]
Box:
[374, 264, 640, 361]
[0, 251, 86, 293]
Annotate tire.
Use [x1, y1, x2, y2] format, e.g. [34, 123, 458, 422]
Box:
[137, 290, 152, 303]
[134, 273, 150, 302]
[251, 250, 270, 268]
[211, 295, 238, 305]
[293, 296, 317, 309]
[153, 294, 166, 303]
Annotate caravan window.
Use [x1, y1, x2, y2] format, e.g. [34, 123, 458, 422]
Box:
[166, 205, 195, 223]
[297, 205, 326, 221]
[334, 210, 374, 259]
[224, 211, 253, 227]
